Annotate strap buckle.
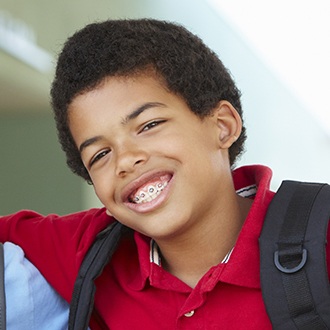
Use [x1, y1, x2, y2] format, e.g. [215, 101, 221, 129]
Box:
[274, 248, 307, 274]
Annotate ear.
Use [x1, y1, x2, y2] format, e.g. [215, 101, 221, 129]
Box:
[212, 101, 242, 149]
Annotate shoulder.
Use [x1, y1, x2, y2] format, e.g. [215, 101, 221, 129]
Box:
[0, 208, 114, 244]
[0, 209, 115, 303]
[1, 207, 109, 224]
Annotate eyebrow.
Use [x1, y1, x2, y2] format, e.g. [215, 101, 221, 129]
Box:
[79, 102, 166, 154]
[79, 136, 103, 154]
[121, 102, 166, 125]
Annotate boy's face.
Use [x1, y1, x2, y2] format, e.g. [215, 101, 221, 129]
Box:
[68, 74, 240, 241]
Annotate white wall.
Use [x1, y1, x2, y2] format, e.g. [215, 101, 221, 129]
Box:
[207, 0, 330, 189]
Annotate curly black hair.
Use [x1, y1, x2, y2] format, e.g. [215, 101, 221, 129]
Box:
[51, 18, 246, 182]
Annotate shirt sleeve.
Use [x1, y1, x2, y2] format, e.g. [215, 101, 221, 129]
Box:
[0, 209, 112, 302]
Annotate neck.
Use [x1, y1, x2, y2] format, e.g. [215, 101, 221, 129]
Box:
[156, 194, 252, 288]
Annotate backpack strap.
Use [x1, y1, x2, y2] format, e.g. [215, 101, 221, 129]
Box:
[0, 243, 6, 330]
[69, 221, 123, 330]
[259, 180, 330, 329]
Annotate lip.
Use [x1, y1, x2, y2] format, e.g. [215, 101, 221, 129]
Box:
[121, 170, 174, 213]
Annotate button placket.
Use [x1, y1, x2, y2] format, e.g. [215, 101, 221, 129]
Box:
[184, 310, 195, 317]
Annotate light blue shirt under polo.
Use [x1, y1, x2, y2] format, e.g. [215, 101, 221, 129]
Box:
[4, 242, 69, 329]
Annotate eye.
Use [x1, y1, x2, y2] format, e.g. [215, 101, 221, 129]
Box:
[90, 149, 110, 167]
[141, 120, 166, 132]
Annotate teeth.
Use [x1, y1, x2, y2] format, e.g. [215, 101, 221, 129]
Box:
[132, 181, 168, 204]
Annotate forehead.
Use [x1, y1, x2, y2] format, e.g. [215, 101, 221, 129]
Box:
[69, 75, 167, 117]
[67, 73, 186, 143]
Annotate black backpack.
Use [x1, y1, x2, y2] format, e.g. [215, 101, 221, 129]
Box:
[259, 181, 330, 329]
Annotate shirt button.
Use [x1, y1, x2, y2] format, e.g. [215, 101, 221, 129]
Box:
[184, 310, 195, 317]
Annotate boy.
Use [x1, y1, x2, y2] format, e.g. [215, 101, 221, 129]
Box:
[1, 19, 329, 329]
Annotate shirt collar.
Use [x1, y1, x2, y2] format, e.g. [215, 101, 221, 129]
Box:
[130, 164, 274, 291]
[219, 164, 274, 288]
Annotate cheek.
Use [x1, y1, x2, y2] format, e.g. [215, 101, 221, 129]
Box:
[168, 130, 218, 161]
[91, 175, 114, 207]
[158, 130, 197, 153]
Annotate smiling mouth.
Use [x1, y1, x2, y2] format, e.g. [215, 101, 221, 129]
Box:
[128, 174, 171, 204]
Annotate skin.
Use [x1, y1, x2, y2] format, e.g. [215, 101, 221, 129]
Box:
[69, 73, 252, 287]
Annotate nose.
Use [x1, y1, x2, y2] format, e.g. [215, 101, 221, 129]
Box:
[115, 141, 148, 177]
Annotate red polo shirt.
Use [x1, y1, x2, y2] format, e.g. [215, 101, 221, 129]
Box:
[0, 165, 328, 329]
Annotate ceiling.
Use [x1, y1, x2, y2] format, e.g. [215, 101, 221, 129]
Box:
[0, 0, 151, 113]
